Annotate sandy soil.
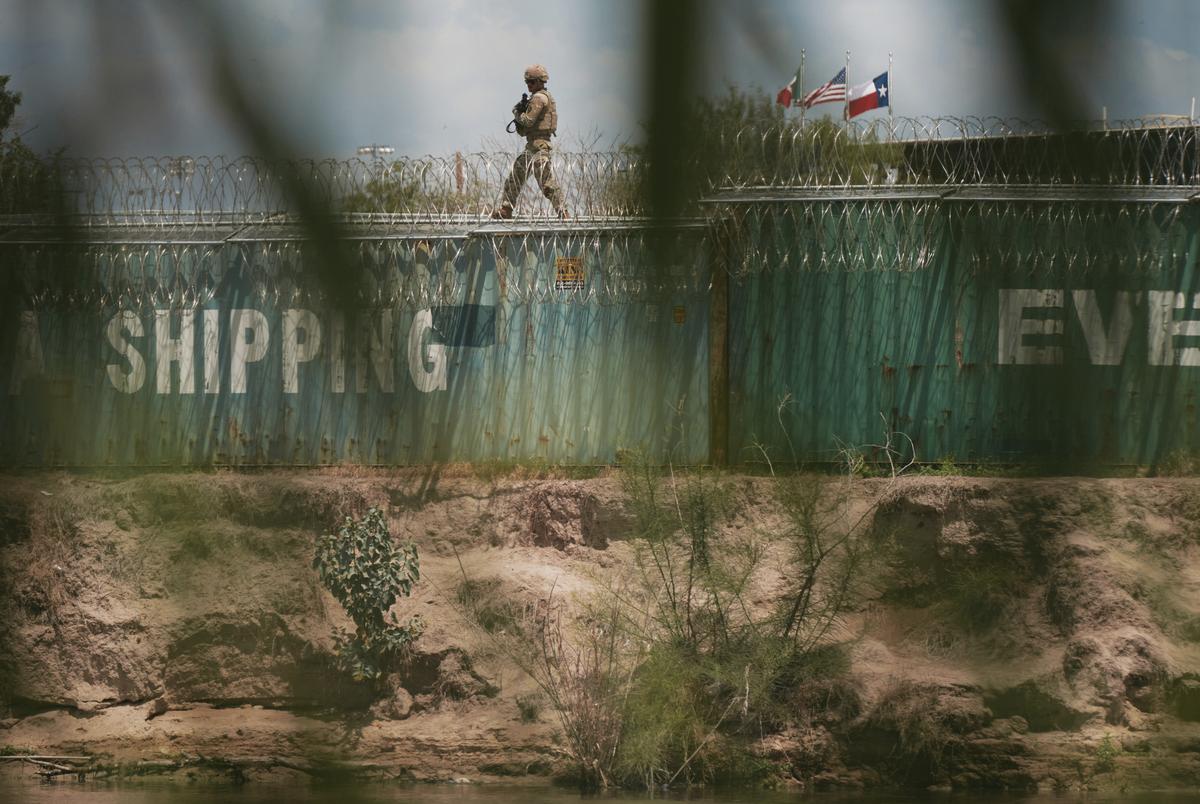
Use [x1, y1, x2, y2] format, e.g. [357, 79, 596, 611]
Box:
[0, 469, 1198, 792]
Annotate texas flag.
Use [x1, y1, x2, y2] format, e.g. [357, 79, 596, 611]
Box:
[847, 71, 889, 118]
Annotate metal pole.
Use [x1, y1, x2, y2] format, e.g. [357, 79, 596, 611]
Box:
[843, 50, 850, 124]
[799, 48, 806, 127]
[888, 53, 894, 121]
[1193, 98, 1200, 183]
[888, 51, 894, 142]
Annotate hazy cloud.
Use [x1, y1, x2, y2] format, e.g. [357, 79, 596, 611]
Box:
[0, 0, 1197, 156]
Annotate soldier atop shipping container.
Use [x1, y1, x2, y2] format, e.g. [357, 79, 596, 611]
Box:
[491, 64, 568, 220]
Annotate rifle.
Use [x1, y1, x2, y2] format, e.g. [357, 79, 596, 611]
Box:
[505, 93, 530, 133]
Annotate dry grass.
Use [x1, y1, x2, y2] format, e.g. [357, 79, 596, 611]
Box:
[12, 496, 83, 627]
[868, 678, 958, 774]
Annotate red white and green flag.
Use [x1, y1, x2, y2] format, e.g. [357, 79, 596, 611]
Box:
[775, 67, 802, 107]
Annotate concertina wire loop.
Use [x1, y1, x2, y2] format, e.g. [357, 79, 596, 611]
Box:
[1, 116, 1198, 310]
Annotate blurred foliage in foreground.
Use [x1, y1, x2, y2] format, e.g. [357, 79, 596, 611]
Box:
[0, 74, 64, 217]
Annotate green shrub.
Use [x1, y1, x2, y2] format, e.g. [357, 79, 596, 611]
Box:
[1094, 733, 1120, 773]
[770, 644, 860, 724]
[615, 643, 710, 787]
[919, 455, 961, 476]
[481, 425, 899, 791]
[619, 450, 742, 652]
[313, 507, 423, 681]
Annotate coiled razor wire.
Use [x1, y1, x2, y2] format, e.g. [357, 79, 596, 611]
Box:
[2, 117, 1198, 309]
[3, 117, 1198, 224]
[5, 195, 1190, 311]
[1, 229, 712, 310]
[710, 197, 1190, 278]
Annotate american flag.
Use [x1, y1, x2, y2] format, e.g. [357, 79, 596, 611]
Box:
[802, 68, 846, 109]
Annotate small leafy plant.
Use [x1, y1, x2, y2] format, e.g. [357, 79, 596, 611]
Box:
[313, 507, 423, 681]
[1094, 733, 1120, 773]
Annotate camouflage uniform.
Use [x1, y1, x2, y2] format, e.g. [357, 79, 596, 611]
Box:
[498, 66, 566, 217]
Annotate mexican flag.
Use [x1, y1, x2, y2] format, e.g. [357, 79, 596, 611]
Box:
[776, 67, 802, 107]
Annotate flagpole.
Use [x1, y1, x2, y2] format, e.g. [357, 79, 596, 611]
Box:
[798, 49, 806, 127]
[888, 51, 894, 141]
[888, 52, 894, 121]
[843, 50, 850, 125]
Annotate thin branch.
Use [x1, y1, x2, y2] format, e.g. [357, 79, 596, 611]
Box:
[666, 692, 741, 787]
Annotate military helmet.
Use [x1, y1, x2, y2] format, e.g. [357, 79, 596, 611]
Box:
[523, 64, 549, 83]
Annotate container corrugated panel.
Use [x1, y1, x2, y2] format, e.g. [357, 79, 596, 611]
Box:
[728, 201, 1200, 465]
[0, 233, 709, 465]
[9, 196, 1200, 468]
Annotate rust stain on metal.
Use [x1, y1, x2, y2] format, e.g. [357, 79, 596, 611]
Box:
[954, 321, 964, 369]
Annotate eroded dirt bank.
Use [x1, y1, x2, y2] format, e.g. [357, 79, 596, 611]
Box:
[0, 469, 1198, 792]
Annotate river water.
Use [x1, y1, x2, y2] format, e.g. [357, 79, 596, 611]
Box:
[4, 781, 1200, 804]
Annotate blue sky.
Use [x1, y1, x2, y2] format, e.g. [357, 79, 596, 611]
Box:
[1, 0, 1198, 157]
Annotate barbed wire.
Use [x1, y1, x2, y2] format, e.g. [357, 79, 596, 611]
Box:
[5, 192, 1189, 310]
[2, 117, 1198, 225]
[0, 151, 645, 224]
[1, 116, 1197, 308]
[712, 197, 1190, 277]
[1, 228, 716, 310]
[704, 115, 1200, 190]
